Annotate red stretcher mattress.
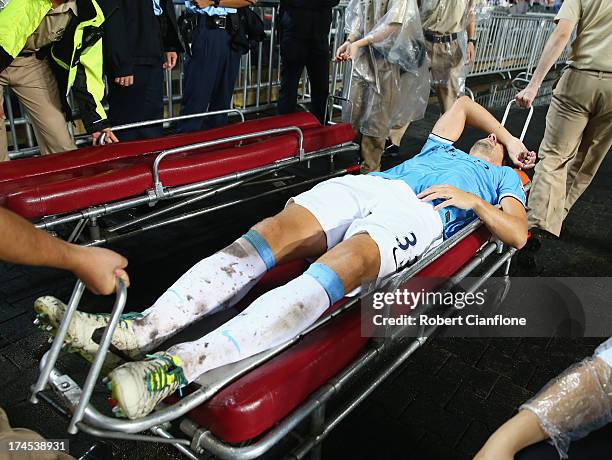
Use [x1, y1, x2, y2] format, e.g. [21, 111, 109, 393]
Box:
[0, 113, 355, 219]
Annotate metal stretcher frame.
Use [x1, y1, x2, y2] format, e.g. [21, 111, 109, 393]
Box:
[30, 99, 533, 459]
[25, 112, 360, 246]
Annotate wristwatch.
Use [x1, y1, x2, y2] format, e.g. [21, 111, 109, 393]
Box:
[468, 38, 477, 45]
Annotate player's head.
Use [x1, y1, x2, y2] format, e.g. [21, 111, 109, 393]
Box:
[469, 133, 506, 166]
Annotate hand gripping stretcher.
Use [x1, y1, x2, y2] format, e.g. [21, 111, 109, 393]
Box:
[0, 110, 359, 245]
[29, 101, 533, 459]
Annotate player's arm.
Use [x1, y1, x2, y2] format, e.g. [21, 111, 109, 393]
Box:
[473, 197, 528, 249]
[418, 186, 528, 249]
[432, 96, 535, 169]
[432, 96, 515, 144]
[0, 207, 129, 294]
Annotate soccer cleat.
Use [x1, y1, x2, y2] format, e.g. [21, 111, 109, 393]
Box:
[34, 296, 144, 361]
[107, 353, 187, 419]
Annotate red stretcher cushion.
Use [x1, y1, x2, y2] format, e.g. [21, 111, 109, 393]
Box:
[1, 121, 355, 219]
[183, 226, 491, 443]
[0, 112, 321, 185]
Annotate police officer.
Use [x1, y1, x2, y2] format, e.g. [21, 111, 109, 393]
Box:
[104, 0, 183, 141]
[277, 0, 340, 124]
[177, 0, 254, 133]
[516, 0, 612, 242]
[0, 0, 119, 162]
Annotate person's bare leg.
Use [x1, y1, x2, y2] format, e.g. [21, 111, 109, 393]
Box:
[107, 233, 382, 418]
[252, 202, 328, 264]
[35, 203, 329, 356]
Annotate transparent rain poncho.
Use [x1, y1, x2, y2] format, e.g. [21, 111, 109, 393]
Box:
[419, 0, 483, 95]
[342, 0, 429, 138]
[520, 337, 612, 459]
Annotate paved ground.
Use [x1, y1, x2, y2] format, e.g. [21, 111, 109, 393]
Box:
[0, 79, 610, 459]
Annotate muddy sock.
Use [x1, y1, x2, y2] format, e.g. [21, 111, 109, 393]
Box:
[134, 233, 272, 350]
[166, 273, 331, 382]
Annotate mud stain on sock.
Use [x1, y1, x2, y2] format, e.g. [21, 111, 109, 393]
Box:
[149, 329, 159, 342]
[267, 302, 306, 339]
[221, 262, 239, 277]
[222, 241, 249, 258]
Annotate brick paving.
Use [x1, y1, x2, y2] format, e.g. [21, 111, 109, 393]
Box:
[0, 88, 610, 459]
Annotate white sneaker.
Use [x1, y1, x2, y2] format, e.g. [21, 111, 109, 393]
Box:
[34, 296, 144, 361]
[107, 353, 187, 419]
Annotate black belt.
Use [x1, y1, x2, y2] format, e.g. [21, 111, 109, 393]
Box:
[17, 51, 35, 57]
[424, 30, 458, 43]
[205, 14, 234, 30]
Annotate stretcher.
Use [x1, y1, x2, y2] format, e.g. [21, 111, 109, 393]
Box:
[30, 101, 533, 459]
[0, 110, 359, 245]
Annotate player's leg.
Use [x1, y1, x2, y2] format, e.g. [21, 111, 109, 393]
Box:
[35, 175, 375, 358]
[106, 177, 443, 419]
[107, 231, 381, 419]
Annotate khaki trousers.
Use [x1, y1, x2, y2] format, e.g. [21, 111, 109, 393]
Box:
[386, 38, 465, 147]
[427, 39, 465, 113]
[360, 134, 386, 173]
[0, 407, 74, 460]
[0, 56, 76, 162]
[528, 68, 612, 236]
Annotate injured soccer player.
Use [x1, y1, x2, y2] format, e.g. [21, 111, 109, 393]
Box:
[34, 97, 535, 419]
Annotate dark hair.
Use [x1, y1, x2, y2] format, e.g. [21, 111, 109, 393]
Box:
[502, 144, 511, 166]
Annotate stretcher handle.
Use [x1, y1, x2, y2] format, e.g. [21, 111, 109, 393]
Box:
[30, 280, 86, 404]
[67, 277, 128, 434]
[325, 59, 353, 125]
[98, 109, 246, 144]
[151, 126, 305, 198]
[30, 277, 127, 435]
[501, 99, 534, 142]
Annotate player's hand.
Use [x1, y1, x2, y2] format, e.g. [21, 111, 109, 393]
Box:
[505, 136, 536, 170]
[92, 128, 119, 146]
[467, 41, 475, 64]
[114, 75, 134, 87]
[515, 83, 538, 108]
[418, 184, 480, 211]
[68, 245, 130, 295]
[0, 104, 5, 121]
[164, 51, 178, 70]
[335, 41, 350, 61]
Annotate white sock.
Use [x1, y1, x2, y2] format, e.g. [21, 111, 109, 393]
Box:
[166, 273, 330, 382]
[134, 237, 268, 350]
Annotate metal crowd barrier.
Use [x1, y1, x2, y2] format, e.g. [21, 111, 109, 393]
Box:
[2, 5, 571, 158]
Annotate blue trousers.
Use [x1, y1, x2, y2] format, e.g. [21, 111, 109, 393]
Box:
[177, 18, 241, 132]
[108, 64, 164, 141]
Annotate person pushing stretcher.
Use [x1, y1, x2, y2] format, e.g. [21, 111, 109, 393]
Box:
[35, 97, 535, 419]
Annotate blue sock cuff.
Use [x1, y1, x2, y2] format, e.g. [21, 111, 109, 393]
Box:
[305, 263, 345, 305]
[243, 230, 276, 270]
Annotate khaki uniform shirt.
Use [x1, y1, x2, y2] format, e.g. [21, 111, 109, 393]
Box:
[347, 0, 409, 41]
[22, 1, 77, 53]
[420, 0, 474, 34]
[556, 0, 612, 73]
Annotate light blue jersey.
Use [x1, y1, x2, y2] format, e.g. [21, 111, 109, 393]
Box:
[371, 134, 526, 238]
[185, 1, 236, 15]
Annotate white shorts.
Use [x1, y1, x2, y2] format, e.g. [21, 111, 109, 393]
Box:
[291, 175, 444, 280]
